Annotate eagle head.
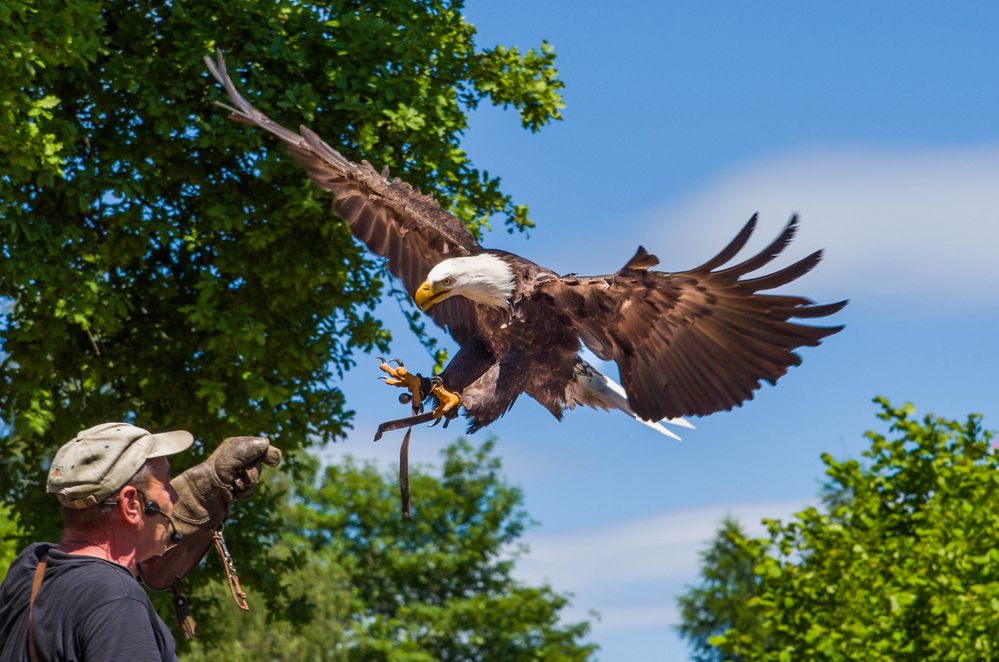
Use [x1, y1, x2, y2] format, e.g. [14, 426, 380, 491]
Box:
[415, 254, 516, 311]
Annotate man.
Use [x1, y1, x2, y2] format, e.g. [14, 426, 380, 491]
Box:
[0, 422, 281, 661]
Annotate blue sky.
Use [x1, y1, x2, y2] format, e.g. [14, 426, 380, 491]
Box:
[323, 2, 999, 659]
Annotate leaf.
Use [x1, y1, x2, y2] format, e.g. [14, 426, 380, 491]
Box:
[35, 95, 60, 109]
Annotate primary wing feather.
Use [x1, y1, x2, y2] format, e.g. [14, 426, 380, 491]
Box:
[205, 51, 481, 344]
[543, 215, 846, 421]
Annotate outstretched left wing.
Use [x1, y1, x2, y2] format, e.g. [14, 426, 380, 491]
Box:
[541, 215, 846, 421]
[205, 51, 482, 345]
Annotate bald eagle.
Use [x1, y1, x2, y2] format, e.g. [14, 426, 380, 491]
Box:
[206, 53, 845, 439]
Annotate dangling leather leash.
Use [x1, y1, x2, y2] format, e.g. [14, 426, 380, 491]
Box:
[171, 579, 197, 640]
[400, 427, 413, 521]
[374, 411, 437, 441]
[212, 527, 248, 611]
[165, 527, 249, 641]
[375, 374, 464, 520]
[28, 551, 47, 662]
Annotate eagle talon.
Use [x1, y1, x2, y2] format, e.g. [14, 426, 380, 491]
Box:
[429, 378, 462, 420]
[379, 359, 424, 414]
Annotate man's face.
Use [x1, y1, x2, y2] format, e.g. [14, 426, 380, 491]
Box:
[139, 457, 178, 560]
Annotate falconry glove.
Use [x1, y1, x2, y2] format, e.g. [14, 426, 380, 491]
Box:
[139, 436, 282, 591]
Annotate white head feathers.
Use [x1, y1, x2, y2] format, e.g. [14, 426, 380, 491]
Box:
[426, 254, 516, 309]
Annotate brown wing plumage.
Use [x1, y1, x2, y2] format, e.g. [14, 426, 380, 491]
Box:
[205, 51, 481, 344]
[542, 215, 846, 421]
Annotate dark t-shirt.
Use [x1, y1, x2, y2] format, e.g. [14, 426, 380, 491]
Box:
[0, 543, 176, 661]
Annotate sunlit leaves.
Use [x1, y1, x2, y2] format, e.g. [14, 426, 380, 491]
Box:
[679, 398, 999, 660]
[0, 0, 102, 184]
[475, 41, 565, 131]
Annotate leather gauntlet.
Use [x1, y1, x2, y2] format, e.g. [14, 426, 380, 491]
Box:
[140, 436, 282, 590]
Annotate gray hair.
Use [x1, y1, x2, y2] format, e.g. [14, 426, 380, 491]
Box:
[60, 460, 156, 530]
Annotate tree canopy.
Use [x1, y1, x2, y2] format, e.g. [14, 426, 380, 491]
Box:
[678, 398, 999, 661]
[0, 0, 564, 596]
[183, 438, 596, 660]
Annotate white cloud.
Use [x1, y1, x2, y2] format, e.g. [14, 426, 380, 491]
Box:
[590, 603, 681, 633]
[517, 500, 809, 587]
[639, 144, 999, 307]
[514, 499, 812, 633]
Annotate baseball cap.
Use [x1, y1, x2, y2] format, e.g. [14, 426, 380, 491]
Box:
[47, 422, 194, 509]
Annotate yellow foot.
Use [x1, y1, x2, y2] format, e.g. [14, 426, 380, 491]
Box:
[429, 376, 462, 420]
[379, 358, 424, 413]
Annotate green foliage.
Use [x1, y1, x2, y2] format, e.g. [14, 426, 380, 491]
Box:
[0, 0, 103, 182]
[676, 518, 763, 662]
[182, 438, 596, 661]
[0, 0, 564, 627]
[0, 504, 26, 575]
[678, 398, 999, 661]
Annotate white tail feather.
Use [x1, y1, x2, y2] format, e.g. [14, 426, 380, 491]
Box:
[566, 358, 693, 440]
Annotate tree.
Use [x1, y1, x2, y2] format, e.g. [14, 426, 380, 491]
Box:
[0, 0, 564, 613]
[676, 518, 764, 662]
[182, 437, 597, 661]
[677, 398, 999, 661]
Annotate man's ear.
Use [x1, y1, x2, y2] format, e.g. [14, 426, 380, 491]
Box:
[116, 485, 144, 524]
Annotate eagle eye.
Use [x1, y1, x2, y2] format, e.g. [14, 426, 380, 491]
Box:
[441, 276, 455, 287]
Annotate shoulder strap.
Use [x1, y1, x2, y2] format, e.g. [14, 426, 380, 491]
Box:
[28, 551, 48, 662]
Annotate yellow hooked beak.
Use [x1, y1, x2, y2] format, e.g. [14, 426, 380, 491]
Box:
[415, 280, 451, 311]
